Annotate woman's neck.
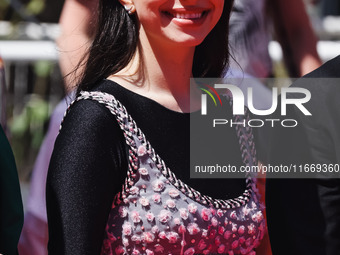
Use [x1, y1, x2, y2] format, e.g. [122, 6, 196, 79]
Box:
[109, 31, 201, 113]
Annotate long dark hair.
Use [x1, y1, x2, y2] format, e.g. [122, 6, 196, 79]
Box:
[77, 0, 234, 93]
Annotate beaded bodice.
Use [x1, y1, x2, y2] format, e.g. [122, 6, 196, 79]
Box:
[74, 91, 265, 255]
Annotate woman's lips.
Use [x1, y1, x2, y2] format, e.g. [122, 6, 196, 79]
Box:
[162, 10, 209, 25]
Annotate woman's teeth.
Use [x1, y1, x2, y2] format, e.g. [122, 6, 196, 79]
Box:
[173, 13, 203, 19]
[165, 11, 206, 19]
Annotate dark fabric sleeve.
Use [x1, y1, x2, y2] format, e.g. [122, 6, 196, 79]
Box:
[301, 80, 340, 255]
[287, 75, 340, 255]
[0, 125, 23, 255]
[318, 178, 340, 255]
[46, 99, 127, 255]
[266, 99, 326, 255]
[267, 59, 340, 255]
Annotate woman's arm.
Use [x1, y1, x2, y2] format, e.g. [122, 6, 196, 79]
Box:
[57, 0, 99, 91]
[268, 0, 322, 77]
[46, 99, 127, 255]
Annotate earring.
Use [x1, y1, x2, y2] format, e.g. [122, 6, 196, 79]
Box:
[124, 5, 135, 15]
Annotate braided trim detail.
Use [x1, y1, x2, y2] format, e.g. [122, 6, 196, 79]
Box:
[60, 91, 258, 209]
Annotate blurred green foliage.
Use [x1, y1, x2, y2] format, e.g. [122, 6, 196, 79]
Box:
[0, 0, 45, 22]
[26, 0, 45, 16]
[34, 60, 52, 77]
[10, 95, 49, 149]
[7, 60, 58, 180]
[9, 94, 51, 180]
[0, 0, 62, 23]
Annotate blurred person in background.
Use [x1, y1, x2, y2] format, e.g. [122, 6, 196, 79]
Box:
[228, 0, 322, 79]
[262, 1, 339, 253]
[17, 99, 70, 255]
[0, 58, 23, 255]
[57, 0, 98, 91]
[227, 0, 322, 162]
[18, 1, 98, 255]
[268, 0, 322, 77]
[0, 57, 7, 129]
[228, 1, 321, 254]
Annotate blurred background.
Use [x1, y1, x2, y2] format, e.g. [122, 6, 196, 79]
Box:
[0, 0, 66, 205]
[1, 0, 340, 213]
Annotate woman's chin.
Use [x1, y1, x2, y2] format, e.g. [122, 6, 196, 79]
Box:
[164, 33, 207, 48]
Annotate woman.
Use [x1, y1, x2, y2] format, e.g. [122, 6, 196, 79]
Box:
[46, 0, 265, 254]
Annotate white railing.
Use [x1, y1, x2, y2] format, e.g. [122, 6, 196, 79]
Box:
[1, 40, 340, 63]
[0, 41, 58, 62]
[268, 41, 340, 63]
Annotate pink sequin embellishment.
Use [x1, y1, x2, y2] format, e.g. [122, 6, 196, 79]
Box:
[238, 225, 245, 235]
[129, 186, 139, 195]
[217, 244, 225, 254]
[252, 211, 263, 223]
[131, 211, 141, 223]
[201, 208, 212, 221]
[224, 231, 232, 240]
[122, 222, 132, 236]
[167, 232, 179, 243]
[152, 194, 161, 203]
[142, 232, 155, 243]
[187, 223, 200, 235]
[166, 199, 176, 209]
[179, 208, 189, 220]
[146, 212, 155, 222]
[151, 225, 159, 234]
[154, 244, 164, 253]
[230, 211, 237, 220]
[188, 203, 198, 214]
[184, 247, 195, 255]
[169, 188, 180, 198]
[139, 167, 149, 176]
[217, 209, 224, 217]
[174, 218, 181, 225]
[248, 223, 256, 234]
[145, 249, 154, 255]
[139, 197, 150, 207]
[157, 210, 171, 223]
[158, 231, 166, 239]
[198, 239, 207, 250]
[132, 248, 140, 255]
[137, 145, 147, 156]
[211, 217, 218, 227]
[152, 180, 165, 192]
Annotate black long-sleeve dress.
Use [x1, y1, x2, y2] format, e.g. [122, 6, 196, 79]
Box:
[47, 80, 264, 254]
